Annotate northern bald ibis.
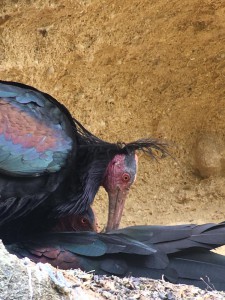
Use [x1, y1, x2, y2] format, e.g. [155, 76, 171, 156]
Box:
[0, 80, 168, 242]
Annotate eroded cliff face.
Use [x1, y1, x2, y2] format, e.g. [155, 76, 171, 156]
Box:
[1, 0, 225, 228]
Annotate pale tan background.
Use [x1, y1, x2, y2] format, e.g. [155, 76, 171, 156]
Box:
[1, 0, 225, 229]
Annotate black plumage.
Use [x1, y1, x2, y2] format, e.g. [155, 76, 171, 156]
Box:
[0, 80, 168, 242]
[7, 222, 225, 291]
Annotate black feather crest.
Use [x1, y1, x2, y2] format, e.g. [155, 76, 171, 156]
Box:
[73, 118, 170, 160]
[120, 138, 170, 159]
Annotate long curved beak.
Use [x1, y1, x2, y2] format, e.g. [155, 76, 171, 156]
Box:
[106, 189, 129, 232]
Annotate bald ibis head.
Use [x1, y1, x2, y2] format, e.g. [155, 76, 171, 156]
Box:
[51, 207, 98, 232]
[102, 153, 137, 231]
[73, 119, 169, 232]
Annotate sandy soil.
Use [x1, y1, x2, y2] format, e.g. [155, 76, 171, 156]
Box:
[1, 0, 225, 230]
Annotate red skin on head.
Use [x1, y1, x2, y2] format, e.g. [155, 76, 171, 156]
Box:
[102, 153, 137, 231]
[51, 208, 98, 232]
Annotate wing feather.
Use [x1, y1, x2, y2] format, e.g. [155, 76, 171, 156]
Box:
[0, 81, 74, 176]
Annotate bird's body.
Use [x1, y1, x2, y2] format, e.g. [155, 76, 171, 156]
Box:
[0, 80, 168, 242]
[0, 80, 76, 241]
[7, 222, 225, 291]
[2, 81, 225, 291]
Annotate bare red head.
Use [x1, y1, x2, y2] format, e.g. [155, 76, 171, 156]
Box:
[102, 153, 138, 231]
[51, 207, 98, 232]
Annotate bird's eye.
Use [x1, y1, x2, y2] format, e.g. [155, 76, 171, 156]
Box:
[81, 217, 88, 224]
[122, 173, 130, 182]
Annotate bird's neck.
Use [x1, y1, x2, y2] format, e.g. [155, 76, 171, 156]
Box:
[52, 147, 117, 216]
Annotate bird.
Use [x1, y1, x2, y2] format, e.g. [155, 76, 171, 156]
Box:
[0, 80, 168, 243]
[50, 206, 98, 232]
[6, 221, 225, 291]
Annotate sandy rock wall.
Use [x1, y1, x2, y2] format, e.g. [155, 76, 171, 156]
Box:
[1, 0, 225, 227]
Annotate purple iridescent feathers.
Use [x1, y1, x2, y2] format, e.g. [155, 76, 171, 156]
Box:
[0, 82, 73, 175]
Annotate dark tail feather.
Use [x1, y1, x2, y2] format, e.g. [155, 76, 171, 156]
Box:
[6, 222, 225, 291]
[7, 238, 225, 291]
[108, 222, 225, 253]
[169, 251, 225, 291]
